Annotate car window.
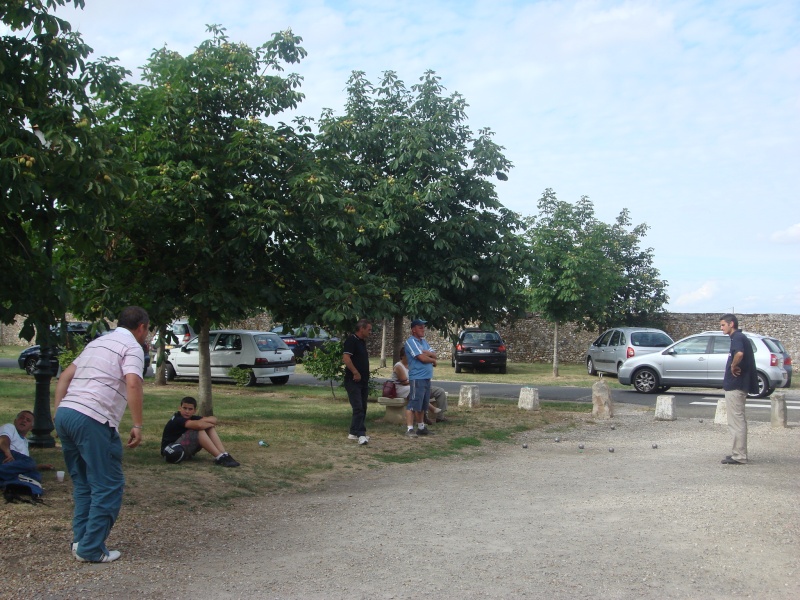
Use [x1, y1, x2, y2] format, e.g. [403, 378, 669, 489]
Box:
[597, 330, 613, 347]
[762, 338, 782, 353]
[672, 336, 711, 355]
[214, 333, 242, 351]
[609, 330, 622, 346]
[631, 332, 673, 347]
[711, 336, 730, 354]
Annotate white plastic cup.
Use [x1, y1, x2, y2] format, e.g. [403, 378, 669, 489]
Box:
[56, 471, 65, 483]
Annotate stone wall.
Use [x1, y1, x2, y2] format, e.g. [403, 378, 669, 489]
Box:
[3, 312, 798, 364]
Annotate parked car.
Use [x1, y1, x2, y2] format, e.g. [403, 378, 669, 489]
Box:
[18, 327, 151, 375]
[165, 330, 295, 385]
[151, 320, 195, 352]
[586, 327, 674, 376]
[617, 330, 789, 398]
[270, 324, 338, 360]
[765, 336, 792, 387]
[452, 328, 507, 374]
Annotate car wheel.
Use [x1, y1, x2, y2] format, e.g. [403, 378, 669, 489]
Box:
[245, 369, 257, 387]
[632, 368, 659, 393]
[24, 357, 37, 375]
[270, 375, 290, 385]
[165, 363, 176, 382]
[455, 363, 462, 374]
[586, 357, 597, 376]
[748, 372, 771, 398]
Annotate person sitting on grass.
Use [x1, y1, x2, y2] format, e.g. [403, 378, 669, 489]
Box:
[160, 397, 239, 467]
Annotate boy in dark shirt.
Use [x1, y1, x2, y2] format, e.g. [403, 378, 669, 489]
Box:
[160, 397, 239, 467]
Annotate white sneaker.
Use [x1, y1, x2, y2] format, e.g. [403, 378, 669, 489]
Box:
[71, 542, 78, 558]
[347, 434, 359, 440]
[76, 549, 121, 563]
[358, 435, 369, 445]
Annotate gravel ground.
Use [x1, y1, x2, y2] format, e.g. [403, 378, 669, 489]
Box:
[10, 403, 800, 600]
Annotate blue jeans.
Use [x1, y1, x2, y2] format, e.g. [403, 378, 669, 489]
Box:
[345, 379, 369, 436]
[55, 407, 124, 561]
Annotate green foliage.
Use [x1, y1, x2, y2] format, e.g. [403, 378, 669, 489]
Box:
[1, 0, 136, 344]
[56, 337, 84, 370]
[227, 367, 251, 387]
[312, 70, 531, 342]
[303, 342, 345, 398]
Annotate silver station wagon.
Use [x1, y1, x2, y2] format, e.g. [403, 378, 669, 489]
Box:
[165, 330, 296, 386]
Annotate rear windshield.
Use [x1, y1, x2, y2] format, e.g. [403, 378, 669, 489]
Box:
[254, 334, 290, 351]
[630, 332, 672, 348]
[461, 331, 502, 343]
[762, 338, 784, 353]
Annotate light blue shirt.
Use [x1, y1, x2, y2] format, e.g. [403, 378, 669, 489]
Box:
[405, 336, 434, 380]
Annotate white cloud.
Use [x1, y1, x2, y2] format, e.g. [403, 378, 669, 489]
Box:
[770, 223, 800, 244]
[673, 282, 718, 307]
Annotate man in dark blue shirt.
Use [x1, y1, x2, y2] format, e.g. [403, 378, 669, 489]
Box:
[342, 319, 373, 445]
[720, 314, 758, 465]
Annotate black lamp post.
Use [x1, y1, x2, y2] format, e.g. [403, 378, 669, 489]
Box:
[27, 124, 57, 448]
[29, 343, 58, 448]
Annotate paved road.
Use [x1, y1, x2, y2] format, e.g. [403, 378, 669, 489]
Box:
[3, 359, 795, 423]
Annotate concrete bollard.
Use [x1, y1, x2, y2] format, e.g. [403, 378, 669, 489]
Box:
[518, 386, 540, 411]
[591, 378, 613, 419]
[459, 385, 480, 407]
[771, 392, 788, 428]
[714, 398, 727, 425]
[654, 395, 677, 421]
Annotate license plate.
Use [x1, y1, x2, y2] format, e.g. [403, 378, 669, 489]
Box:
[274, 366, 288, 372]
[473, 349, 491, 353]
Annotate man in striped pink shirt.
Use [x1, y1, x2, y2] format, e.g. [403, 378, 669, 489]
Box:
[55, 306, 149, 563]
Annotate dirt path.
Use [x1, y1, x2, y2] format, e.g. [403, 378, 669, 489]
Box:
[29, 405, 800, 599]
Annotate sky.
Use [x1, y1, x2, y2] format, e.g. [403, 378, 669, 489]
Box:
[27, 0, 800, 314]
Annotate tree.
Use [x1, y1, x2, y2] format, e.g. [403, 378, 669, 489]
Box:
[1, 0, 135, 444]
[313, 71, 531, 359]
[523, 189, 667, 375]
[99, 26, 357, 415]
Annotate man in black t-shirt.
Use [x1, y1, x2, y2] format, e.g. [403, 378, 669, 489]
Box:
[160, 397, 239, 467]
[342, 319, 372, 445]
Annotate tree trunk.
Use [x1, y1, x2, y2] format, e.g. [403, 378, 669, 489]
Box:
[197, 324, 214, 416]
[379, 319, 388, 368]
[552, 321, 560, 378]
[153, 323, 168, 386]
[392, 315, 405, 365]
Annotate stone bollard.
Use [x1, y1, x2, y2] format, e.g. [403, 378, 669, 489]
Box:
[654, 395, 677, 421]
[714, 398, 727, 425]
[591, 379, 613, 419]
[459, 385, 480, 407]
[518, 386, 540, 411]
[771, 392, 788, 428]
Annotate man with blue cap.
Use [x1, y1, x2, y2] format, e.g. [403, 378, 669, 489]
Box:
[403, 319, 438, 437]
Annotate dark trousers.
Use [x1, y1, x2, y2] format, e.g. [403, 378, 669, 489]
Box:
[345, 380, 369, 436]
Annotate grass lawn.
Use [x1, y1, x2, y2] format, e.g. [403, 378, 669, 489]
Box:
[0, 367, 589, 513]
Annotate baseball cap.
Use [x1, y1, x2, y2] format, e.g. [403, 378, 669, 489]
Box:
[410, 319, 427, 328]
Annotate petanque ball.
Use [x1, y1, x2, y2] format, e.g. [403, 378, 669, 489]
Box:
[554, 437, 560, 443]
[610, 425, 616, 430]
[522, 443, 528, 449]
[608, 447, 615, 453]
[652, 443, 658, 449]
[163, 443, 186, 464]
[578, 443, 585, 450]
[471, 274, 479, 282]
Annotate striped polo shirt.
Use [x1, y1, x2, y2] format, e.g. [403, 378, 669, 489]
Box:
[58, 327, 144, 430]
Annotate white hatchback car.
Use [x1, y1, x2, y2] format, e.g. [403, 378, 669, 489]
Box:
[165, 330, 295, 386]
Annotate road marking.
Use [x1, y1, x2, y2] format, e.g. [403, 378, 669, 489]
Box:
[690, 400, 800, 410]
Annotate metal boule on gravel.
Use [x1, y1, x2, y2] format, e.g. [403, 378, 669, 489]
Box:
[522, 443, 528, 449]
[554, 437, 560, 443]
[699, 419, 704, 423]
[578, 443, 585, 450]
[652, 443, 658, 449]
[610, 425, 616, 430]
[608, 447, 615, 453]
